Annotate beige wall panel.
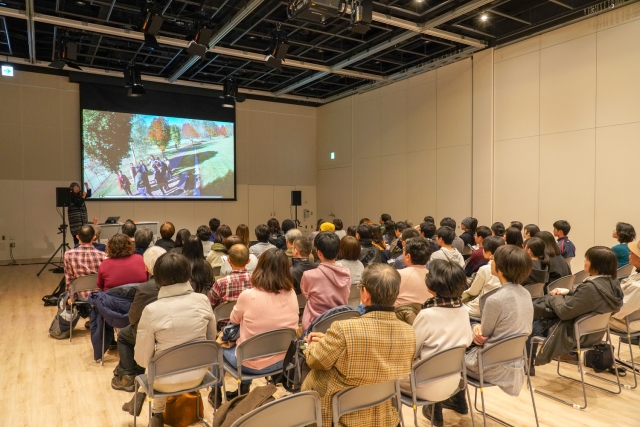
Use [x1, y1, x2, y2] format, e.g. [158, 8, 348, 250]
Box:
[133, 201, 166, 227]
[287, 116, 316, 186]
[356, 156, 382, 221]
[317, 167, 353, 227]
[165, 201, 196, 234]
[0, 83, 22, 126]
[221, 184, 249, 230]
[406, 69, 436, 89]
[540, 18, 596, 49]
[377, 79, 407, 98]
[19, 71, 66, 89]
[246, 111, 274, 184]
[353, 89, 379, 105]
[60, 90, 80, 130]
[316, 106, 352, 169]
[436, 145, 471, 223]
[596, 2, 640, 31]
[62, 127, 82, 182]
[21, 86, 61, 129]
[379, 153, 408, 222]
[540, 34, 596, 135]
[317, 96, 351, 115]
[273, 185, 296, 220]
[353, 98, 380, 159]
[238, 99, 316, 117]
[437, 58, 470, 80]
[406, 81, 437, 153]
[22, 126, 63, 181]
[493, 136, 539, 226]
[539, 129, 596, 271]
[406, 149, 437, 224]
[271, 114, 297, 186]
[233, 108, 250, 185]
[248, 185, 273, 234]
[472, 48, 493, 226]
[594, 122, 640, 247]
[379, 90, 407, 156]
[0, 180, 25, 258]
[98, 201, 135, 226]
[0, 125, 22, 179]
[437, 63, 472, 148]
[494, 51, 540, 141]
[596, 17, 640, 127]
[494, 36, 540, 63]
[293, 185, 317, 234]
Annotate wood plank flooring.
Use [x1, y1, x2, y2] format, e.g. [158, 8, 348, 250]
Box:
[1, 263, 639, 427]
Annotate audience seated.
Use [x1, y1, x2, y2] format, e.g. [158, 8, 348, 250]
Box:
[121, 221, 136, 241]
[505, 227, 524, 248]
[301, 232, 351, 331]
[522, 237, 550, 286]
[73, 224, 106, 252]
[610, 241, 640, 341]
[440, 218, 465, 254]
[336, 236, 364, 286]
[462, 236, 505, 318]
[169, 228, 191, 255]
[346, 225, 357, 237]
[612, 222, 636, 268]
[208, 218, 221, 242]
[553, 220, 576, 260]
[530, 246, 623, 367]
[184, 237, 214, 296]
[134, 253, 216, 427]
[111, 247, 165, 393]
[154, 221, 176, 252]
[383, 221, 396, 248]
[97, 234, 147, 291]
[510, 221, 523, 232]
[250, 224, 277, 258]
[302, 264, 415, 427]
[429, 226, 464, 268]
[523, 224, 540, 240]
[395, 238, 432, 325]
[389, 222, 407, 258]
[371, 224, 387, 251]
[357, 223, 381, 266]
[460, 217, 478, 247]
[491, 222, 505, 237]
[209, 243, 252, 308]
[333, 219, 346, 239]
[218, 249, 298, 399]
[267, 218, 286, 250]
[391, 228, 421, 269]
[291, 237, 317, 294]
[196, 225, 213, 257]
[206, 224, 232, 269]
[320, 221, 336, 233]
[220, 236, 258, 276]
[284, 227, 302, 264]
[64, 224, 106, 292]
[235, 224, 251, 247]
[419, 221, 439, 254]
[403, 259, 473, 424]
[309, 218, 324, 241]
[464, 225, 491, 277]
[537, 231, 572, 281]
[133, 228, 153, 256]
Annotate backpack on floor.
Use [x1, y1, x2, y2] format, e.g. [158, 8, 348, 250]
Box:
[48, 292, 80, 340]
[277, 339, 310, 393]
[42, 277, 66, 307]
[584, 343, 614, 373]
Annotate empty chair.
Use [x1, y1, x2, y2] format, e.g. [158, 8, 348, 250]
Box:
[466, 334, 538, 427]
[609, 308, 640, 390]
[546, 275, 575, 294]
[133, 340, 223, 427]
[347, 285, 360, 308]
[529, 313, 621, 409]
[231, 391, 323, 427]
[524, 283, 545, 299]
[69, 274, 99, 342]
[618, 264, 634, 280]
[573, 270, 589, 285]
[311, 310, 360, 334]
[332, 380, 404, 427]
[213, 300, 237, 330]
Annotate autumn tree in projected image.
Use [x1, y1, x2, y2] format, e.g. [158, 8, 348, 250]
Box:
[205, 122, 217, 140]
[147, 117, 171, 152]
[83, 110, 132, 173]
[182, 122, 200, 142]
[130, 115, 151, 163]
[170, 124, 181, 148]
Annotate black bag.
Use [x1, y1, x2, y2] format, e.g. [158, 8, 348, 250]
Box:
[49, 292, 80, 339]
[42, 277, 66, 306]
[277, 339, 310, 393]
[221, 323, 240, 342]
[584, 343, 614, 373]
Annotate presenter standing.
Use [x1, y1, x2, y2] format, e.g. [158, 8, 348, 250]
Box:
[68, 181, 92, 245]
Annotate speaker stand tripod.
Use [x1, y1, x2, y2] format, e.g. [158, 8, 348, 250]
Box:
[37, 206, 71, 276]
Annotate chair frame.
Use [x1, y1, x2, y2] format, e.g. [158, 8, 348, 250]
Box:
[572, 270, 589, 285]
[617, 264, 634, 280]
[133, 340, 224, 427]
[545, 275, 575, 295]
[68, 274, 99, 342]
[528, 313, 621, 410]
[466, 334, 539, 427]
[230, 391, 323, 427]
[611, 308, 640, 390]
[399, 345, 475, 427]
[213, 301, 237, 330]
[347, 284, 360, 308]
[311, 310, 359, 334]
[331, 379, 405, 427]
[523, 283, 545, 300]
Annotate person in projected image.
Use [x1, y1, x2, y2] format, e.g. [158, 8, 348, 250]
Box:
[135, 168, 149, 197]
[162, 154, 172, 179]
[117, 170, 132, 196]
[129, 163, 137, 183]
[137, 161, 153, 195]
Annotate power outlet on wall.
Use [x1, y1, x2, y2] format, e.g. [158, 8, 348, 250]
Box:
[10, 243, 15, 248]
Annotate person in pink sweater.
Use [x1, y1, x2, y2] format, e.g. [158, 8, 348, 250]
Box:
[301, 232, 351, 331]
[222, 248, 299, 399]
[97, 233, 147, 291]
[395, 238, 433, 325]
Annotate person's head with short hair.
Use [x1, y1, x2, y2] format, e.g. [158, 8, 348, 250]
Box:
[346, 225, 357, 237]
[436, 226, 456, 247]
[267, 218, 282, 235]
[491, 245, 532, 284]
[320, 222, 336, 232]
[182, 235, 204, 263]
[426, 259, 467, 299]
[404, 219, 414, 228]
[338, 236, 361, 261]
[537, 231, 561, 257]
[553, 220, 571, 238]
[190, 259, 214, 295]
[333, 219, 343, 231]
[584, 246, 618, 278]
[316, 218, 324, 231]
[461, 217, 478, 234]
[383, 220, 396, 240]
[235, 224, 250, 247]
[107, 233, 134, 259]
[359, 217, 372, 225]
[315, 232, 341, 262]
[420, 222, 437, 239]
[92, 224, 102, 240]
[505, 227, 524, 248]
[403, 238, 432, 266]
[356, 223, 372, 240]
[524, 237, 549, 268]
[524, 224, 540, 239]
[475, 226, 491, 245]
[77, 225, 96, 245]
[251, 248, 293, 294]
[255, 224, 270, 243]
[394, 221, 407, 238]
[440, 217, 456, 230]
[143, 246, 166, 275]
[627, 241, 640, 269]
[209, 218, 220, 233]
[282, 219, 296, 234]
[121, 222, 136, 238]
[380, 213, 391, 224]
[223, 235, 244, 251]
[285, 228, 302, 247]
[196, 225, 212, 242]
[293, 236, 312, 258]
[358, 264, 401, 307]
[213, 225, 232, 244]
[154, 253, 191, 287]
[482, 235, 506, 260]
[174, 229, 191, 248]
[509, 221, 523, 231]
[491, 222, 505, 237]
[228, 244, 250, 269]
[424, 216, 435, 224]
[614, 222, 636, 244]
[134, 228, 153, 249]
[160, 222, 175, 240]
[402, 228, 420, 242]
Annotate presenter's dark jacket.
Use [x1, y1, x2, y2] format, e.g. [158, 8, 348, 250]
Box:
[68, 189, 91, 237]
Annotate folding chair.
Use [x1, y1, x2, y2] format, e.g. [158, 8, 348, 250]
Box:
[297, 294, 307, 311]
[133, 340, 224, 427]
[223, 328, 297, 396]
[572, 270, 589, 285]
[467, 334, 538, 427]
[347, 284, 360, 308]
[311, 310, 359, 334]
[332, 379, 405, 427]
[213, 301, 237, 331]
[230, 391, 323, 427]
[565, 257, 574, 267]
[212, 266, 222, 277]
[399, 345, 475, 427]
[545, 275, 575, 294]
[69, 274, 99, 342]
[523, 283, 544, 300]
[529, 313, 621, 409]
[617, 264, 634, 280]
[610, 308, 640, 390]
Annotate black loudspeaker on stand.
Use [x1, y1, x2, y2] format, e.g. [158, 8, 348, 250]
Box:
[291, 190, 302, 227]
[37, 188, 73, 276]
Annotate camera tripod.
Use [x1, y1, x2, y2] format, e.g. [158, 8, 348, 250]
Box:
[37, 206, 71, 276]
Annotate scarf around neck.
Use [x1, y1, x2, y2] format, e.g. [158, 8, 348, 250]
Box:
[422, 296, 462, 309]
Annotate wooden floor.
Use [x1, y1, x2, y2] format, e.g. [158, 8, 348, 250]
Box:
[2, 263, 639, 427]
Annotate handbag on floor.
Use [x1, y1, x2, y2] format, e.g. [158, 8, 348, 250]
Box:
[583, 343, 614, 373]
[162, 391, 204, 427]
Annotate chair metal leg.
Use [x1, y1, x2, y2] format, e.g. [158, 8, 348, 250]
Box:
[466, 386, 476, 427]
[525, 358, 540, 427]
[412, 404, 418, 427]
[430, 403, 435, 427]
[133, 379, 138, 427]
[615, 333, 639, 390]
[101, 319, 105, 366]
[69, 304, 74, 342]
[472, 386, 516, 427]
[195, 389, 211, 427]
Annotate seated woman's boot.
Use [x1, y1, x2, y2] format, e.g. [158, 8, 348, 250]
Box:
[441, 389, 468, 415]
[150, 413, 164, 427]
[422, 403, 443, 427]
[208, 386, 223, 409]
[225, 383, 251, 400]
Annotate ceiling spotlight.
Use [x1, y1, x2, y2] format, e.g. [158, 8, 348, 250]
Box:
[480, 13, 488, 22]
[287, 0, 343, 24]
[124, 63, 145, 97]
[187, 25, 215, 59]
[48, 40, 82, 70]
[75, 0, 86, 5]
[264, 25, 289, 71]
[140, 1, 164, 50]
[220, 77, 246, 109]
[349, 0, 372, 34]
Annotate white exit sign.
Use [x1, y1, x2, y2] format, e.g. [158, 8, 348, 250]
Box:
[1, 65, 13, 76]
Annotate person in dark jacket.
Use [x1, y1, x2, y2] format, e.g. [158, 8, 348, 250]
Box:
[68, 181, 92, 246]
[155, 222, 176, 252]
[133, 228, 153, 256]
[111, 247, 166, 394]
[529, 246, 623, 368]
[537, 231, 571, 282]
[291, 237, 317, 294]
[267, 218, 286, 250]
[522, 237, 550, 286]
[356, 223, 381, 267]
[460, 217, 478, 247]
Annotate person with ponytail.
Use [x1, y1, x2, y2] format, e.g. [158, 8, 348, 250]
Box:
[522, 237, 550, 286]
[460, 217, 478, 248]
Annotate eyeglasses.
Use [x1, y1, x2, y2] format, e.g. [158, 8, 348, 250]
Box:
[356, 283, 365, 291]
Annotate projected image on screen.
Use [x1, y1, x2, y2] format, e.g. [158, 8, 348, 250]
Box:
[82, 110, 234, 199]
